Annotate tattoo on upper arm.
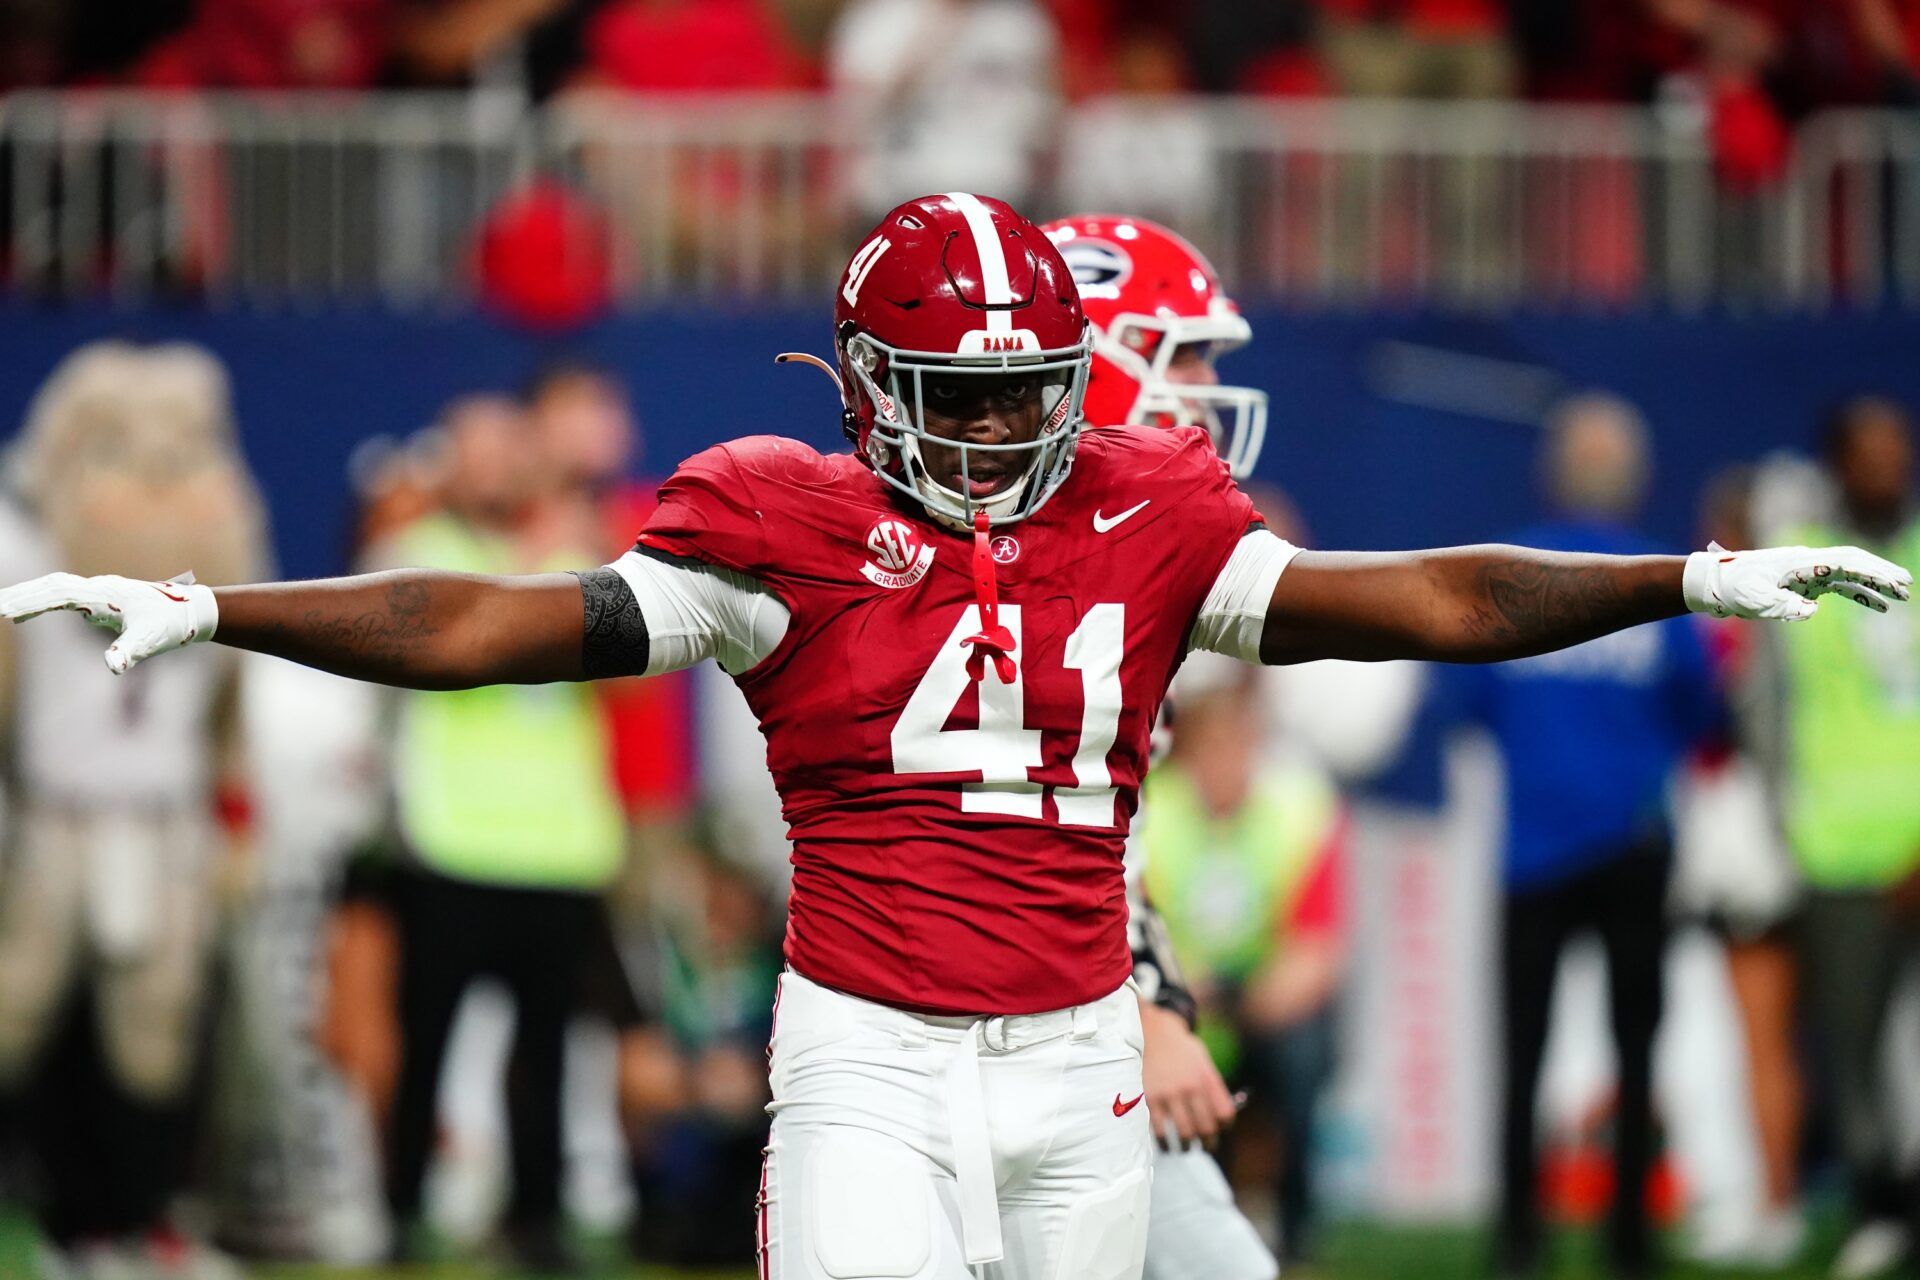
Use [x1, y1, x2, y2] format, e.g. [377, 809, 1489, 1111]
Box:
[573, 568, 650, 679]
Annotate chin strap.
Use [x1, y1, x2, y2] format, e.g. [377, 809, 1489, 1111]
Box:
[773, 351, 845, 395]
[959, 509, 1017, 684]
[775, 352, 864, 446]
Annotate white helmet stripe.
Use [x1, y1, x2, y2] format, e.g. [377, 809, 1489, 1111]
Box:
[944, 191, 1013, 333]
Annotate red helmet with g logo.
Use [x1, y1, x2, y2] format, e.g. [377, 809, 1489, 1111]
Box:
[1040, 214, 1267, 478]
[832, 192, 1092, 527]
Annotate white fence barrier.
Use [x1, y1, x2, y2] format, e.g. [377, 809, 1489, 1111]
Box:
[4, 91, 1918, 309]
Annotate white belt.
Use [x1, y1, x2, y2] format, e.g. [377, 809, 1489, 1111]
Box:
[947, 1022, 1002, 1265]
[942, 1001, 1104, 1266]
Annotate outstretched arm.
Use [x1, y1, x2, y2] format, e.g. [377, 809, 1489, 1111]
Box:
[1260, 543, 1910, 665]
[0, 565, 650, 688]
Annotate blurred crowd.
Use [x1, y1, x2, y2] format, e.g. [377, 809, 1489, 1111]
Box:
[8, 0, 1920, 129]
[9, 0, 1918, 318]
[0, 333, 1918, 1280]
[6, 0, 1920, 110]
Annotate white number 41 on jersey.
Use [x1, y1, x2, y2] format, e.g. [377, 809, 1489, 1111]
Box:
[891, 604, 1125, 827]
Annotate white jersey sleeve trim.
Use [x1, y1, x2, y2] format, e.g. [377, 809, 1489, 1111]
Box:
[608, 548, 791, 677]
[1188, 528, 1301, 663]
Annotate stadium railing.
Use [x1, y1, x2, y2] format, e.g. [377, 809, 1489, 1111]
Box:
[4, 90, 1917, 310]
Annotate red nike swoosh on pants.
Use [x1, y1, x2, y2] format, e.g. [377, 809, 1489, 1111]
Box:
[1112, 1093, 1145, 1117]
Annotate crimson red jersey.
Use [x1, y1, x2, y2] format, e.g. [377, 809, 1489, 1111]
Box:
[639, 425, 1261, 1014]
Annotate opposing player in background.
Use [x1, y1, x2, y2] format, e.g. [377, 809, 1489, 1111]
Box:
[0, 342, 268, 1280]
[1044, 212, 1267, 482]
[3, 193, 1909, 1280]
[1044, 211, 1280, 1279]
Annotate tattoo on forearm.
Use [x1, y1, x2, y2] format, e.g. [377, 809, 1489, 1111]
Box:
[1462, 558, 1662, 651]
[573, 568, 650, 679]
[386, 580, 429, 618]
[254, 581, 441, 671]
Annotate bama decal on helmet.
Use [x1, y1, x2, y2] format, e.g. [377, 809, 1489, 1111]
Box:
[860, 516, 936, 589]
[958, 329, 1040, 354]
[1055, 240, 1132, 296]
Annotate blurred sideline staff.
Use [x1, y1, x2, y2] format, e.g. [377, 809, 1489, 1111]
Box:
[1768, 397, 1920, 1279]
[326, 363, 712, 1264]
[1142, 658, 1347, 1267]
[360, 392, 628, 1271]
[1668, 462, 1806, 1267]
[1441, 393, 1723, 1280]
[523, 360, 696, 827]
[0, 342, 267, 1276]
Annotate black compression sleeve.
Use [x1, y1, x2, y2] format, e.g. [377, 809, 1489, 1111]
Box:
[572, 567, 651, 679]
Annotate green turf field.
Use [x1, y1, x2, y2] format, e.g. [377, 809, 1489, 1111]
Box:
[0, 1207, 1863, 1280]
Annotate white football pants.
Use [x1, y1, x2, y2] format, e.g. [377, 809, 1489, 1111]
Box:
[1143, 1146, 1279, 1280]
[759, 970, 1153, 1280]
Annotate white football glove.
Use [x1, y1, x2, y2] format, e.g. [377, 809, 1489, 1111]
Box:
[1682, 542, 1912, 621]
[0, 572, 219, 674]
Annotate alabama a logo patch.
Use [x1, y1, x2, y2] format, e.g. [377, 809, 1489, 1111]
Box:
[861, 516, 935, 589]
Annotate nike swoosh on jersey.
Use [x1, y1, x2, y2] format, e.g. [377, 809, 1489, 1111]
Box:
[1092, 499, 1151, 533]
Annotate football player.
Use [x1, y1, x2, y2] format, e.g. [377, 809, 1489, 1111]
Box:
[1044, 213, 1266, 483]
[1042, 211, 1280, 1279]
[3, 193, 1908, 1280]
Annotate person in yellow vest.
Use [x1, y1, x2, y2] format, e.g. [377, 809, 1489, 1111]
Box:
[1770, 396, 1920, 1280]
[368, 393, 627, 1272]
[1142, 659, 1347, 1265]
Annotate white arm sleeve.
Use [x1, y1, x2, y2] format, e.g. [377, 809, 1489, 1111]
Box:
[1188, 528, 1301, 662]
[607, 548, 791, 677]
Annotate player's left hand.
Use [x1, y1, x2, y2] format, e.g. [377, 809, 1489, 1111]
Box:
[1139, 1001, 1238, 1152]
[1683, 542, 1911, 621]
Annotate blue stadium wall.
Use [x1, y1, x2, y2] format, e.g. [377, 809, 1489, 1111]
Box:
[2, 305, 1917, 582]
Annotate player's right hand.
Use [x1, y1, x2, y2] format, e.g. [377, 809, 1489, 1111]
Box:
[0, 572, 218, 674]
[1140, 1000, 1239, 1151]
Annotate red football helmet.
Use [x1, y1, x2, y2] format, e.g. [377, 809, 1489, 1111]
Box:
[827, 192, 1092, 528]
[1040, 214, 1267, 478]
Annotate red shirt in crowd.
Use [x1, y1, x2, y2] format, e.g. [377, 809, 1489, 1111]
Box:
[583, 0, 814, 90]
[134, 0, 390, 88]
[1314, 0, 1506, 37]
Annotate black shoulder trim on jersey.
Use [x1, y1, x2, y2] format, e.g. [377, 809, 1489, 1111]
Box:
[572, 566, 650, 680]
